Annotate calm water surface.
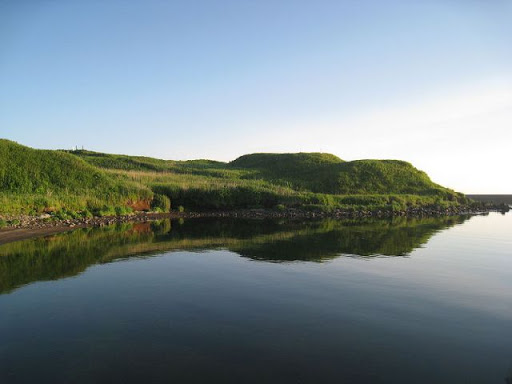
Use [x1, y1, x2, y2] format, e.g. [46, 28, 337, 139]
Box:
[0, 214, 511, 383]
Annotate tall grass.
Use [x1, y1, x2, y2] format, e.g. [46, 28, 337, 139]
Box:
[0, 140, 152, 215]
[0, 140, 470, 215]
[107, 169, 465, 212]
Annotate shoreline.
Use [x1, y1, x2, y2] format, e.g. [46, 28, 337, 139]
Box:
[0, 205, 508, 246]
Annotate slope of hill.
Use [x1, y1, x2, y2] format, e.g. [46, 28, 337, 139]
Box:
[68, 147, 468, 211]
[229, 153, 451, 196]
[231, 152, 343, 170]
[71, 150, 456, 196]
[0, 140, 152, 215]
[65, 149, 227, 173]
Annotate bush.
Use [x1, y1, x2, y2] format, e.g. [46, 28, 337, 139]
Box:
[54, 210, 72, 220]
[115, 206, 134, 216]
[0, 219, 7, 228]
[95, 205, 116, 217]
[275, 204, 286, 211]
[151, 194, 171, 212]
[80, 210, 94, 218]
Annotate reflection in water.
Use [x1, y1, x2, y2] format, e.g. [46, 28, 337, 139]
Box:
[507, 364, 512, 384]
[0, 216, 470, 294]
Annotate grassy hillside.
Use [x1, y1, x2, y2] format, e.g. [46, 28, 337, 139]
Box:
[68, 148, 468, 212]
[65, 149, 236, 178]
[230, 153, 450, 196]
[72, 150, 456, 197]
[231, 152, 343, 173]
[0, 140, 152, 215]
[0, 139, 470, 216]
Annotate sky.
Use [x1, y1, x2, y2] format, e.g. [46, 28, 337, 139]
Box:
[1, 0, 511, 193]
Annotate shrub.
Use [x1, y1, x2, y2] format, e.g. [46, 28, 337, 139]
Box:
[151, 194, 171, 212]
[54, 210, 72, 220]
[115, 206, 134, 216]
[80, 210, 94, 218]
[275, 204, 286, 211]
[95, 205, 116, 217]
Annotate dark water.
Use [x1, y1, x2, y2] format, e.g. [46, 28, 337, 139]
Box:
[0, 214, 511, 383]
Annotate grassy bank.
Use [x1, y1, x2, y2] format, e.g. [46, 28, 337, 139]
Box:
[0, 139, 152, 216]
[1, 139, 475, 217]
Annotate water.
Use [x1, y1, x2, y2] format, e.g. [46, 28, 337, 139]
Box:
[467, 194, 512, 206]
[0, 214, 511, 383]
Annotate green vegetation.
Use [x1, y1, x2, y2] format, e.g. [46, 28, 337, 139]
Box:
[151, 193, 171, 212]
[231, 153, 458, 196]
[77, 151, 469, 212]
[0, 139, 152, 215]
[0, 215, 470, 294]
[0, 139, 471, 216]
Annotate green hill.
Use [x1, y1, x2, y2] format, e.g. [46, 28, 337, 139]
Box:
[69, 147, 467, 211]
[0, 140, 152, 215]
[0, 140, 469, 216]
[229, 153, 449, 196]
[231, 152, 343, 170]
[65, 149, 227, 173]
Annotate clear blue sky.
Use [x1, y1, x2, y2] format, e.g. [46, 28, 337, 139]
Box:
[1, 0, 511, 193]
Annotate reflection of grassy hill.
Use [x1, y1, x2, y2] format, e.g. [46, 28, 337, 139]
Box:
[0, 216, 470, 294]
[230, 216, 468, 261]
[0, 140, 152, 214]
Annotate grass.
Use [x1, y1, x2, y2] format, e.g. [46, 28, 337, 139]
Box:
[231, 153, 457, 196]
[0, 139, 471, 215]
[112, 168, 465, 212]
[0, 139, 152, 215]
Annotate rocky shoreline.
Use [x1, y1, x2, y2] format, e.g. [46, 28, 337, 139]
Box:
[0, 203, 509, 232]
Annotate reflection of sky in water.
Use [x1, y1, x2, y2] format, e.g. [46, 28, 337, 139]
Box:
[331, 213, 512, 319]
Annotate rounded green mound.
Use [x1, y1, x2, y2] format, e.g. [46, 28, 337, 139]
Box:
[230, 152, 343, 170]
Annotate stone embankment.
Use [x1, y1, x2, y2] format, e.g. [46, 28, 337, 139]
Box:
[0, 212, 173, 231]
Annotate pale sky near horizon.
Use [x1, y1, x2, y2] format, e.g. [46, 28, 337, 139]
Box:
[1, 1, 511, 193]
